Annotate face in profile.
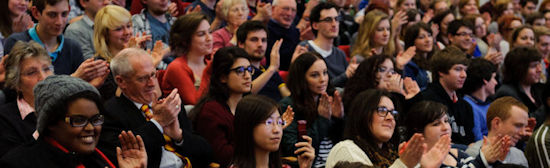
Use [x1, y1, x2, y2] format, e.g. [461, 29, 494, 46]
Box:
[49, 98, 102, 154]
[439, 64, 467, 90]
[369, 96, 396, 144]
[305, 59, 328, 95]
[253, 109, 283, 152]
[372, 19, 391, 47]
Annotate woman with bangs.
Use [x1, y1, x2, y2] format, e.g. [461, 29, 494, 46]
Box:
[352, 10, 396, 60]
[212, 0, 250, 51]
[92, 5, 162, 101]
[232, 95, 314, 168]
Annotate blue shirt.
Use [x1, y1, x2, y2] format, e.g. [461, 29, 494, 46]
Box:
[29, 26, 64, 62]
[463, 95, 491, 141]
[146, 11, 171, 45]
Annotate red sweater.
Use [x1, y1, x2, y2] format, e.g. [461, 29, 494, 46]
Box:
[161, 56, 211, 105]
[195, 100, 234, 167]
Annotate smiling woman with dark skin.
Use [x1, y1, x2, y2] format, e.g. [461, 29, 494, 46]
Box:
[0, 75, 147, 168]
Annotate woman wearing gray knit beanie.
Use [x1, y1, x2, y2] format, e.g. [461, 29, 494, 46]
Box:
[0, 75, 148, 168]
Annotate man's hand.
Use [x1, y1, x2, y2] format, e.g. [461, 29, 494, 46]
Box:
[269, 39, 283, 70]
[72, 58, 109, 82]
[151, 89, 181, 127]
[168, 2, 179, 17]
[345, 57, 358, 78]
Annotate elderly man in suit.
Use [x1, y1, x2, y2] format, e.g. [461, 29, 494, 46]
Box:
[98, 48, 212, 168]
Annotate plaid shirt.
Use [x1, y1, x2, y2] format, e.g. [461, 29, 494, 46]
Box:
[131, 9, 176, 50]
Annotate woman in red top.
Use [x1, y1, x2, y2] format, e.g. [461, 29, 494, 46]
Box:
[163, 13, 213, 105]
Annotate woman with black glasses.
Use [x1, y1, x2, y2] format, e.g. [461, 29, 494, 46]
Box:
[0, 75, 146, 168]
[191, 47, 254, 167]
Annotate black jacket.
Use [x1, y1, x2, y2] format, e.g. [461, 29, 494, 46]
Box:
[416, 82, 475, 145]
[98, 95, 213, 168]
[0, 101, 36, 157]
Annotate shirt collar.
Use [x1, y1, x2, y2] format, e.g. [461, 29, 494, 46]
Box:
[17, 97, 35, 120]
[28, 25, 64, 62]
[82, 15, 94, 27]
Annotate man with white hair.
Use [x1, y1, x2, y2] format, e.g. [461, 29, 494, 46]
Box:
[98, 48, 213, 168]
[266, 0, 301, 71]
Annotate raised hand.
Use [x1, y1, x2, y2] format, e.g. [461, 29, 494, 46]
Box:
[481, 134, 512, 163]
[385, 73, 403, 93]
[282, 106, 294, 129]
[421, 135, 451, 168]
[522, 118, 536, 140]
[291, 44, 309, 63]
[117, 131, 147, 168]
[399, 133, 426, 168]
[331, 91, 344, 118]
[299, 24, 315, 41]
[396, 46, 416, 70]
[484, 50, 503, 65]
[317, 92, 332, 119]
[149, 40, 169, 67]
[402, 77, 420, 99]
[422, 9, 434, 23]
[185, 5, 202, 15]
[127, 32, 152, 49]
[255, 1, 272, 21]
[295, 135, 315, 168]
[345, 57, 359, 78]
[269, 39, 283, 70]
[71, 58, 109, 82]
[12, 14, 33, 33]
[168, 2, 179, 17]
[152, 88, 181, 127]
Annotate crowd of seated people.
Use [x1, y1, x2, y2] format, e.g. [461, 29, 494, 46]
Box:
[3, 0, 550, 167]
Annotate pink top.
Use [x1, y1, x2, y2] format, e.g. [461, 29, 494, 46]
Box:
[212, 27, 234, 52]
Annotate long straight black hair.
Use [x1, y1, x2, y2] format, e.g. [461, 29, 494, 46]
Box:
[232, 95, 283, 168]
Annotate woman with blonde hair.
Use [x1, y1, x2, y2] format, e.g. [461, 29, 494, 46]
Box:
[352, 10, 396, 60]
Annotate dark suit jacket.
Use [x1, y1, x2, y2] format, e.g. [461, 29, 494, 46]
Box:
[0, 101, 36, 157]
[98, 95, 213, 168]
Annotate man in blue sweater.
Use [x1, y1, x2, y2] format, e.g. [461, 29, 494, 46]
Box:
[4, 0, 108, 87]
[300, 2, 357, 87]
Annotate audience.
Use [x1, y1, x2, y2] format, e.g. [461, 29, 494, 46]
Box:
[236, 21, 290, 101]
[0, 41, 53, 157]
[232, 95, 314, 168]
[281, 52, 344, 168]
[162, 13, 212, 105]
[301, 2, 357, 87]
[65, 0, 110, 59]
[465, 97, 530, 167]
[191, 47, 253, 167]
[99, 48, 213, 168]
[352, 10, 395, 59]
[265, 0, 301, 71]
[462, 59, 498, 141]
[405, 100, 511, 167]
[418, 46, 475, 145]
[4, 0, 550, 166]
[1, 75, 147, 167]
[1, 0, 33, 55]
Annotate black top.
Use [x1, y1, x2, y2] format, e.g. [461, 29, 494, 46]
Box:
[0, 101, 36, 157]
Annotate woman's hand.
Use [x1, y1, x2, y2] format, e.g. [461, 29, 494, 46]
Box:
[12, 14, 33, 33]
[385, 73, 403, 93]
[127, 32, 152, 49]
[402, 77, 420, 99]
[399, 133, 426, 168]
[420, 135, 451, 168]
[281, 105, 294, 129]
[317, 92, 332, 119]
[117, 131, 147, 168]
[331, 91, 344, 118]
[396, 46, 416, 70]
[295, 135, 315, 168]
[150, 40, 170, 67]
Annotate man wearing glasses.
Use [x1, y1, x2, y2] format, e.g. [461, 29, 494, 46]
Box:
[447, 20, 477, 57]
[298, 2, 357, 87]
[98, 48, 212, 168]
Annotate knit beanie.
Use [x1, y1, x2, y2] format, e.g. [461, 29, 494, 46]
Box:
[34, 75, 100, 135]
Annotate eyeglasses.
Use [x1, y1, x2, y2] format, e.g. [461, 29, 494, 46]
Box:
[264, 118, 286, 127]
[319, 16, 341, 23]
[455, 32, 473, 37]
[21, 65, 54, 77]
[230, 66, 255, 76]
[65, 114, 104, 127]
[377, 67, 396, 75]
[376, 106, 398, 117]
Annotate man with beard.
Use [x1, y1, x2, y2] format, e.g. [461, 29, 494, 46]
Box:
[236, 21, 290, 101]
[300, 2, 357, 87]
[132, 0, 176, 50]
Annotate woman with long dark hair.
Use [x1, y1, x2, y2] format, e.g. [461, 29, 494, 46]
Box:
[280, 52, 344, 168]
[403, 22, 435, 90]
[232, 95, 314, 168]
[192, 47, 253, 167]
